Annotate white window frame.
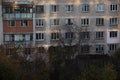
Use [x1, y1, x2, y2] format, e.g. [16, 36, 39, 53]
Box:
[110, 31, 118, 38]
[21, 20, 28, 26]
[81, 18, 89, 26]
[51, 5, 59, 13]
[96, 18, 104, 26]
[8, 20, 15, 27]
[36, 33, 44, 41]
[50, 19, 60, 27]
[65, 32, 74, 39]
[65, 5, 73, 12]
[96, 44, 104, 53]
[96, 4, 105, 12]
[109, 44, 117, 51]
[110, 4, 118, 11]
[110, 18, 118, 26]
[65, 18, 74, 25]
[81, 4, 89, 12]
[51, 32, 59, 40]
[95, 31, 104, 39]
[80, 32, 90, 39]
[36, 19, 44, 27]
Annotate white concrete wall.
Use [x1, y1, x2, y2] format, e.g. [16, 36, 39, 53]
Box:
[33, 13, 36, 46]
[107, 29, 120, 44]
[45, 3, 51, 46]
[0, 1, 3, 44]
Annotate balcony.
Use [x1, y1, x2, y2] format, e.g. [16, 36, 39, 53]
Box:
[4, 41, 33, 46]
[3, 13, 33, 20]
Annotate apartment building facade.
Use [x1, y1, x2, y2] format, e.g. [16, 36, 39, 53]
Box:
[1, 0, 120, 54]
[2, 0, 33, 46]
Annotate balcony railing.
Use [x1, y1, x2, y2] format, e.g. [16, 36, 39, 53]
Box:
[3, 13, 33, 20]
[4, 41, 33, 46]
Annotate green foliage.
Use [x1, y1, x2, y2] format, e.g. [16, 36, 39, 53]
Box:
[0, 45, 118, 80]
[0, 45, 49, 80]
[32, 58, 49, 80]
[101, 64, 117, 80]
[112, 48, 120, 62]
[111, 48, 120, 80]
[0, 52, 20, 80]
[18, 57, 49, 80]
[80, 64, 117, 80]
[80, 65, 101, 80]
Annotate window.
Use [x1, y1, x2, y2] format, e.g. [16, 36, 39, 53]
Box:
[3, 6, 32, 13]
[51, 5, 59, 12]
[25, 35, 30, 41]
[3, 7, 13, 13]
[5, 34, 14, 41]
[96, 44, 104, 53]
[5, 35, 12, 41]
[65, 5, 73, 12]
[5, 35, 9, 41]
[36, 5, 44, 13]
[96, 18, 104, 26]
[36, 33, 44, 40]
[29, 35, 32, 41]
[51, 32, 59, 40]
[50, 19, 60, 26]
[81, 18, 89, 26]
[81, 4, 89, 12]
[21, 20, 28, 26]
[96, 4, 104, 12]
[10, 34, 14, 41]
[80, 32, 90, 39]
[36, 19, 44, 26]
[20, 6, 32, 13]
[14, 7, 20, 13]
[65, 32, 74, 39]
[109, 44, 117, 51]
[95, 31, 104, 39]
[65, 18, 74, 25]
[110, 31, 117, 38]
[81, 45, 90, 53]
[15, 35, 24, 41]
[110, 4, 118, 11]
[5, 34, 28, 42]
[8, 20, 15, 26]
[110, 18, 118, 26]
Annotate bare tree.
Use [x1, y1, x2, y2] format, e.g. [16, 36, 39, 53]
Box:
[58, 24, 78, 46]
[55, 22, 91, 58]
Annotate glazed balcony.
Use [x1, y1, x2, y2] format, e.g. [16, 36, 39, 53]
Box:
[3, 13, 33, 20]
